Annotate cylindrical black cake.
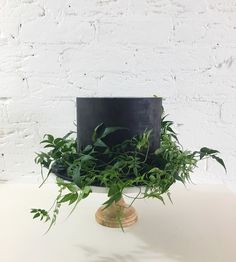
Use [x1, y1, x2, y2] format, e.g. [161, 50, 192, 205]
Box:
[76, 97, 162, 152]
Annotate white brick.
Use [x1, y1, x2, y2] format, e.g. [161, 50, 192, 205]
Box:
[129, 0, 207, 17]
[174, 70, 236, 100]
[0, 20, 20, 42]
[0, 72, 27, 97]
[21, 48, 62, 75]
[6, 98, 76, 127]
[207, 1, 236, 13]
[0, 45, 22, 73]
[172, 46, 215, 72]
[44, 0, 130, 19]
[95, 71, 176, 98]
[221, 102, 236, 124]
[61, 45, 131, 72]
[163, 100, 226, 149]
[98, 17, 173, 46]
[25, 74, 98, 98]
[20, 2, 46, 22]
[172, 17, 209, 45]
[20, 17, 95, 44]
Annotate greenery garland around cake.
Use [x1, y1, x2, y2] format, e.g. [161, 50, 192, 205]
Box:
[31, 113, 226, 232]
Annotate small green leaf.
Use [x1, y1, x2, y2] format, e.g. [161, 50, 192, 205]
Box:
[92, 123, 105, 142]
[102, 192, 122, 209]
[108, 184, 120, 197]
[62, 131, 76, 140]
[69, 193, 78, 205]
[65, 184, 78, 193]
[144, 191, 165, 204]
[149, 175, 156, 182]
[83, 145, 93, 153]
[148, 167, 162, 174]
[82, 186, 92, 198]
[59, 193, 74, 203]
[33, 213, 40, 219]
[200, 147, 219, 154]
[100, 127, 127, 139]
[44, 144, 55, 149]
[79, 154, 95, 162]
[56, 177, 65, 186]
[174, 174, 185, 183]
[94, 139, 107, 148]
[211, 155, 227, 172]
[72, 166, 81, 187]
[154, 148, 162, 155]
[200, 147, 219, 159]
[54, 138, 62, 144]
[40, 140, 51, 144]
[44, 134, 54, 143]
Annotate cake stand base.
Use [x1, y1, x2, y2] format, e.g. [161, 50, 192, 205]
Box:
[95, 197, 138, 228]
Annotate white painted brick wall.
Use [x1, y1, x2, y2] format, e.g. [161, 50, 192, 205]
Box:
[0, 0, 236, 185]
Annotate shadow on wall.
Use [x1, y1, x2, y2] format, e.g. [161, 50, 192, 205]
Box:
[76, 186, 236, 262]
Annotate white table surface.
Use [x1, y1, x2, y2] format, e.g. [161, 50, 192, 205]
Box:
[0, 182, 236, 262]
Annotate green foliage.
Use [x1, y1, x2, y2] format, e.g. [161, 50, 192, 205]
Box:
[31, 209, 50, 222]
[32, 116, 226, 231]
[32, 177, 91, 233]
[35, 132, 77, 172]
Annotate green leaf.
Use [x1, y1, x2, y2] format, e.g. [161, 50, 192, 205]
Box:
[200, 147, 219, 159]
[167, 126, 176, 134]
[65, 184, 78, 193]
[56, 177, 65, 186]
[100, 127, 127, 139]
[211, 155, 227, 172]
[170, 133, 179, 142]
[200, 147, 219, 154]
[94, 139, 107, 148]
[54, 138, 62, 144]
[69, 193, 78, 205]
[92, 123, 105, 142]
[108, 184, 120, 197]
[72, 166, 81, 187]
[59, 193, 74, 203]
[44, 134, 54, 143]
[79, 154, 95, 162]
[55, 179, 78, 193]
[83, 145, 93, 153]
[62, 131, 76, 140]
[144, 191, 165, 204]
[174, 174, 185, 183]
[149, 175, 156, 182]
[65, 186, 91, 219]
[44, 144, 55, 149]
[103, 184, 122, 208]
[154, 148, 162, 155]
[148, 167, 162, 174]
[102, 192, 122, 209]
[40, 140, 51, 144]
[58, 192, 78, 205]
[33, 213, 40, 219]
[82, 186, 92, 199]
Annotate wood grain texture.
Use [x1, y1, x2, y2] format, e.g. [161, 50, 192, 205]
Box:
[95, 197, 138, 228]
